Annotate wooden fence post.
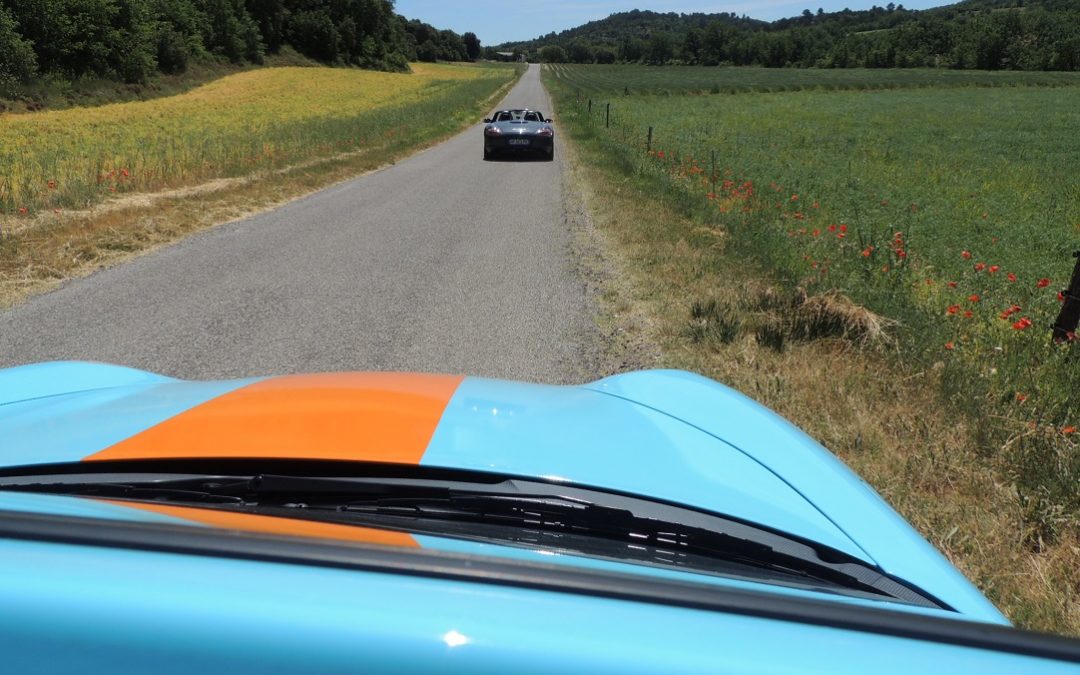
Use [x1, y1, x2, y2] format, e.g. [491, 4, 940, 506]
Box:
[647, 126, 653, 152]
[605, 103, 610, 129]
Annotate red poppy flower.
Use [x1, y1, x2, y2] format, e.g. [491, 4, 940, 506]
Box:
[968, 295, 980, 303]
[963, 310, 974, 318]
[926, 278, 934, 285]
[837, 233, 846, 239]
[1000, 304, 1021, 319]
[47, 180, 57, 189]
[988, 265, 1000, 274]
[896, 250, 907, 259]
[790, 194, 798, 201]
[1012, 317, 1032, 330]
[812, 229, 820, 237]
[946, 305, 960, 315]
[861, 246, 873, 258]
[961, 251, 972, 260]
[947, 281, 958, 288]
[974, 262, 986, 272]
[1063, 426, 1077, 435]
[944, 341, 955, 350]
[839, 224, 847, 233]
[1015, 393, 1028, 403]
[17, 207, 27, 214]
[1037, 278, 1051, 288]
[827, 224, 836, 232]
[1007, 273, 1017, 282]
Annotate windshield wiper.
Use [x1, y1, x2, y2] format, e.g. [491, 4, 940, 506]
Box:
[0, 469, 943, 609]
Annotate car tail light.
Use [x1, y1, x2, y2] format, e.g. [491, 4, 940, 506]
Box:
[484, 126, 502, 136]
[536, 127, 553, 137]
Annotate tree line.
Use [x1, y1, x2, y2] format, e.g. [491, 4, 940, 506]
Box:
[518, 2, 1080, 71]
[0, 0, 482, 89]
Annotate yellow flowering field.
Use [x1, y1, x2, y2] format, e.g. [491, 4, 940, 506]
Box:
[0, 63, 518, 216]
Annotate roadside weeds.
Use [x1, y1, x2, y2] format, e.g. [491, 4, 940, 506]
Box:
[555, 104, 1080, 636]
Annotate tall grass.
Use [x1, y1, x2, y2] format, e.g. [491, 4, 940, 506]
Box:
[546, 64, 1080, 542]
[0, 63, 520, 218]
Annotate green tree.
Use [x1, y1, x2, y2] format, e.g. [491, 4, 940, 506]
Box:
[200, 0, 264, 63]
[568, 39, 594, 63]
[538, 44, 568, 63]
[0, 7, 37, 88]
[645, 32, 673, 64]
[463, 31, 480, 60]
[287, 9, 338, 62]
[245, 0, 285, 52]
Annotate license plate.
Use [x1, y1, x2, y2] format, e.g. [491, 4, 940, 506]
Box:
[508, 138, 530, 146]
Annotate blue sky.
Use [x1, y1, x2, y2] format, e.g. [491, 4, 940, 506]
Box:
[395, 1, 952, 45]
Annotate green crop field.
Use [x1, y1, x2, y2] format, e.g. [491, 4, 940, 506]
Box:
[546, 64, 1080, 536]
[547, 63, 1080, 95]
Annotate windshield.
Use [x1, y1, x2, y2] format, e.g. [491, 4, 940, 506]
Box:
[0, 459, 944, 610]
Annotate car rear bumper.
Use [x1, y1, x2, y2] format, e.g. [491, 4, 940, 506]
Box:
[485, 136, 554, 155]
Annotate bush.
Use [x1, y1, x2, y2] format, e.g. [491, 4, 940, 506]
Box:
[538, 45, 568, 63]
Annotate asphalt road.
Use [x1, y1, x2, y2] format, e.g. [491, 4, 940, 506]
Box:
[0, 65, 598, 383]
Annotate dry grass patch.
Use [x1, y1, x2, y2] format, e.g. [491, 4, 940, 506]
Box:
[559, 120, 1080, 636]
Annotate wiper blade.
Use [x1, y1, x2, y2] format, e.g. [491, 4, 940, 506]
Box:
[0, 469, 941, 608]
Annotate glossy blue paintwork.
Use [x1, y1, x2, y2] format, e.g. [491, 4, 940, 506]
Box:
[424, 377, 863, 557]
[0, 375, 258, 467]
[582, 369, 1007, 624]
[1, 535, 1074, 674]
[0, 491, 193, 524]
[0, 361, 173, 406]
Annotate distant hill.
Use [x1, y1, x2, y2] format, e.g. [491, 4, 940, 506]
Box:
[494, 1, 1080, 70]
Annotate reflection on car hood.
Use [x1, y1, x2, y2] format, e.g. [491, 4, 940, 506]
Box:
[0, 361, 1002, 622]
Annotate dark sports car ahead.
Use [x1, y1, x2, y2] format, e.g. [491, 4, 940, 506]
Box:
[483, 108, 554, 160]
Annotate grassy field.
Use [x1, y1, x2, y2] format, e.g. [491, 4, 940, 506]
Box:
[546, 64, 1080, 633]
[0, 62, 519, 220]
[548, 63, 1080, 94]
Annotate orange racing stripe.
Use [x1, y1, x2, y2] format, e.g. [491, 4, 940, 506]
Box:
[85, 372, 464, 464]
[103, 500, 417, 547]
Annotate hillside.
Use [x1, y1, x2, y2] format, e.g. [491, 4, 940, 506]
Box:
[497, 1, 1080, 70]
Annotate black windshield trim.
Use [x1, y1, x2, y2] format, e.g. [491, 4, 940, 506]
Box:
[2, 509, 1080, 663]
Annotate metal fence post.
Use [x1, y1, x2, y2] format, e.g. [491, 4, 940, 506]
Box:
[605, 103, 610, 129]
[647, 126, 653, 152]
